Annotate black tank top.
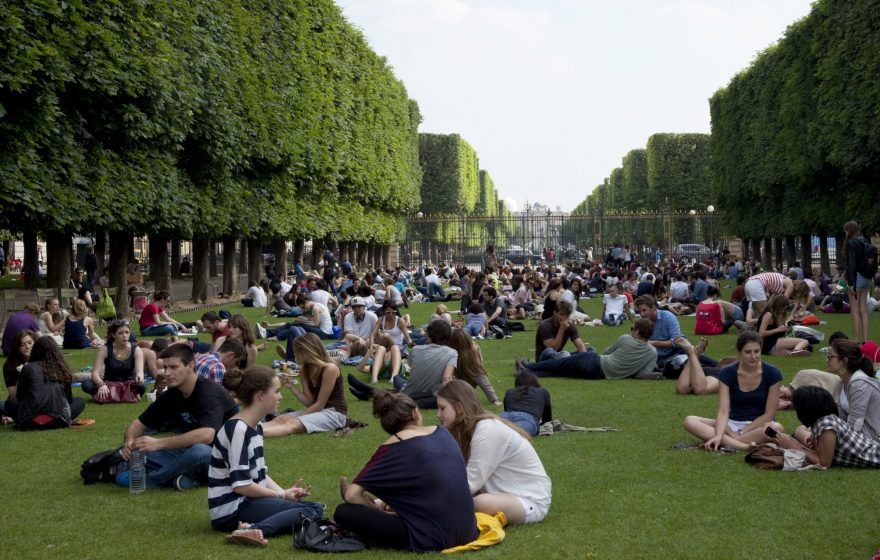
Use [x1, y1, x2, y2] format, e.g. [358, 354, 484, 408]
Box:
[104, 342, 136, 382]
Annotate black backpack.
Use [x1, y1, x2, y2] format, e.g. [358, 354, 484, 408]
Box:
[858, 239, 878, 279]
[80, 447, 126, 485]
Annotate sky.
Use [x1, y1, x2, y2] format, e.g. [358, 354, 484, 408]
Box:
[335, 0, 815, 213]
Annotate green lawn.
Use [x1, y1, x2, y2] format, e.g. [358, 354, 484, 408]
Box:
[1, 289, 878, 559]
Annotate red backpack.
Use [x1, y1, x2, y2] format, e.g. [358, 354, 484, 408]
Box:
[695, 301, 723, 335]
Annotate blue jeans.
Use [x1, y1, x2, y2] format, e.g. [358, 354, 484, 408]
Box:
[141, 324, 178, 336]
[272, 323, 306, 341]
[602, 314, 624, 326]
[427, 283, 446, 299]
[215, 497, 325, 536]
[464, 323, 482, 336]
[142, 443, 213, 488]
[527, 348, 604, 379]
[538, 347, 570, 362]
[500, 411, 539, 436]
[280, 326, 307, 361]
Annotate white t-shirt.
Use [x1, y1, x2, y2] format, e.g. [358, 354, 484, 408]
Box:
[343, 310, 377, 339]
[311, 303, 334, 335]
[309, 289, 332, 308]
[246, 286, 267, 308]
[467, 419, 551, 509]
[602, 293, 627, 317]
[670, 281, 689, 300]
[278, 281, 293, 297]
[425, 273, 442, 287]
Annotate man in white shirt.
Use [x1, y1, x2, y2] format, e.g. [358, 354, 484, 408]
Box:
[669, 275, 690, 302]
[308, 279, 337, 309]
[342, 297, 377, 342]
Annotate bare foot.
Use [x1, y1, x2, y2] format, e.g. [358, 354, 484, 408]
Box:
[674, 336, 694, 350]
[696, 337, 709, 356]
[339, 476, 349, 501]
[275, 345, 286, 359]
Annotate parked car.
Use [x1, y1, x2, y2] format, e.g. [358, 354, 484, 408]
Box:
[671, 244, 713, 264]
[501, 249, 542, 265]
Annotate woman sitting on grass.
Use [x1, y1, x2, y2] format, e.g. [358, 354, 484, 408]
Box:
[773, 386, 880, 468]
[209, 366, 323, 547]
[682, 331, 784, 451]
[463, 302, 487, 338]
[14, 336, 85, 430]
[62, 299, 103, 349]
[262, 333, 348, 436]
[447, 329, 501, 406]
[355, 333, 403, 385]
[38, 297, 65, 345]
[437, 380, 551, 525]
[500, 372, 551, 436]
[228, 314, 259, 368]
[83, 319, 146, 401]
[335, 391, 478, 551]
[757, 294, 811, 356]
[1, 330, 36, 423]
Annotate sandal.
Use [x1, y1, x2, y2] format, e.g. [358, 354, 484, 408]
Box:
[695, 336, 709, 355]
[226, 528, 268, 547]
[673, 336, 694, 350]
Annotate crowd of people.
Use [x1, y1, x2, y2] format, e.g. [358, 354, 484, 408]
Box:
[1, 224, 879, 550]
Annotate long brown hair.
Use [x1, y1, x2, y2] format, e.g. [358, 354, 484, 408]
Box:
[29, 336, 72, 384]
[767, 294, 788, 327]
[230, 314, 256, 348]
[447, 329, 487, 386]
[843, 221, 860, 261]
[437, 380, 529, 462]
[292, 333, 332, 385]
[832, 339, 875, 378]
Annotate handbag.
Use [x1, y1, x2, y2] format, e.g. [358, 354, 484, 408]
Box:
[93, 380, 140, 404]
[294, 517, 365, 553]
[96, 288, 117, 320]
[744, 443, 785, 470]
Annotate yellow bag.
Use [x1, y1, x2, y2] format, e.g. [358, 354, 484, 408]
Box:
[442, 511, 507, 554]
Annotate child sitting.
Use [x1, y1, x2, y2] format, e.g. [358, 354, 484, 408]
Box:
[464, 302, 487, 338]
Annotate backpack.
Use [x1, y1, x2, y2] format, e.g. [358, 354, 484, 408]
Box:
[81, 447, 126, 485]
[694, 302, 723, 335]
[858, 239, 878, 279]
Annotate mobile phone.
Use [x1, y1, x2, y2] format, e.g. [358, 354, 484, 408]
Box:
[765, 426, 778, 438]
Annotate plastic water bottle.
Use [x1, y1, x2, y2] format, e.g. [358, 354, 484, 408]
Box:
[129, 450, 146, 494]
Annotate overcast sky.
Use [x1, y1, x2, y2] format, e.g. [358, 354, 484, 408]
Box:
[336, 0, 815, 212]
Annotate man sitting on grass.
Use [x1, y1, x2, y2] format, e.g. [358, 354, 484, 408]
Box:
[515, 318, 659, 380]
[533, 301, 586, 361]
[116, 344, 237, 491]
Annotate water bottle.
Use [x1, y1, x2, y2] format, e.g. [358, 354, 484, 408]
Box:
[129, 450, 146, 494]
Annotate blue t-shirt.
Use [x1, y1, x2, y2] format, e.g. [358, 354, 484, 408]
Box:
[650, 310, 682, 360]
[718, 363, 783, 421]
[354, 427, 478, 552]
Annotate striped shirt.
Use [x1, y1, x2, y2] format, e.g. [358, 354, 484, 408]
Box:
[208, 419, 267, 528]
[753, 272, 785, 296]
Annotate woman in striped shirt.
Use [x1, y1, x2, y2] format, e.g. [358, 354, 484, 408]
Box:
[208, 366, 324, 547]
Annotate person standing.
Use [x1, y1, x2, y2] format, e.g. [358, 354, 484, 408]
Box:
[843, 221, 872, 343]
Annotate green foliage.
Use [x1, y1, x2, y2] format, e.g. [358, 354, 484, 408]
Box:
[621, 149, 648, 210]
[418, 133, 479, 216]
[646, 133, 712, 212]
[709, 0, 880, 238]
[477, 170, 498, 217]
[0, 0, 421, 244]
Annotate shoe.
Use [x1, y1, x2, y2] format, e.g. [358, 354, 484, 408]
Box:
[718, 445, 739, 455]
[504, 334, 512, 339]
[115, 470, 130, 487]
[173, 475, 199, 491]
[514, 358, 528, 376]
[255, 323, 267, 339]
[226, 528, 268, 547]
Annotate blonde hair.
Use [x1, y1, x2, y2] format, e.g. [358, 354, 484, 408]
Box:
[434, 303, 448, 316]
[293, 333, 332, 384]
[71, 298, 88, 319]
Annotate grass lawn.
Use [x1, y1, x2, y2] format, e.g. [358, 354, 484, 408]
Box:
[1, 288, 878, 559]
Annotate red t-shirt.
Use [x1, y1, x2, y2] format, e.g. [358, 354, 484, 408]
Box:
[139, 303, 163, 329]
[212, 322, 231, 343]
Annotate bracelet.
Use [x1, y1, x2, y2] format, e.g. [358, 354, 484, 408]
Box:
[278, 490, 285, 500]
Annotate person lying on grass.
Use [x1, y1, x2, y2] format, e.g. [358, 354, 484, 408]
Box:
[771, 386, 880, 468]
[209, 366, 323, 548]
[437, 380, 551, 525]
[335, 391, 478, 551]
[682, 331, 784, 452]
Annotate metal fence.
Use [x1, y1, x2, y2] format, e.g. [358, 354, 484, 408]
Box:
[400, 211, 722, 267]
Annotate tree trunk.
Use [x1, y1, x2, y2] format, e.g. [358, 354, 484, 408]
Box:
[785, 236, 797, 268]
[222, 237, 238, 296]
[239, 239, 248, 275]
[127, 238, 135, 264]
[750, 239, 761, 267]
[833, 232, 845, 268]
[310, 238, 321, 271]
[373, 244, 383, 270]
[171, 237, 182, 279]
[819, 233, 830, 275]
[800, 234, 813, 274]
[191, 238, 209, 303]
[382, 245, 391, 269]
[293, 239, 304, 267]
[773, 238, 784, 270]
[273, 239, 288, 281]
[95, 230, 107, 274]
[742, 238, 750, 261]
[761, 238, 772, 270]
[149, 235, 171, 293]
[247, 240, 262, 284]
[23, 232, 40, 289]
[46, 231, 71, 292]
[109, 231, 131, 318]
[209, 241, 218, 278]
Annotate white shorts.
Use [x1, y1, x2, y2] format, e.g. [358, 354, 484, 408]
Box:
[286, 407, 347, 433]
[744, 278, 767, 302]
[517, 496, 549, 524]
[727, 419, 751, 435]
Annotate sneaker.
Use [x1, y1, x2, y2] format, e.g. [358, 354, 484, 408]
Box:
[255, 323, 267, 339]
[173, 475, 199, 491]
[115, 470, 130, 487]
[503, 334, 512, 339]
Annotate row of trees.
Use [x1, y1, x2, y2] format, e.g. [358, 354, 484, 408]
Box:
[573, 133, 712, 217]
[415, 133, 512, 252]
[709, 0, 879, 239]
[0, 0, 422, 312]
